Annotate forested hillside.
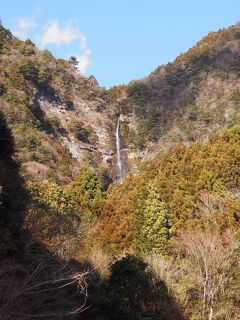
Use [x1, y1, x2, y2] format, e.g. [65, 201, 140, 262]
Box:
[118, 25, 240, 152]
[0, 21, 239, 320]
[93, 125, 240, 318]
[2, 23, 240, 182]
[0, 23, 118, 183]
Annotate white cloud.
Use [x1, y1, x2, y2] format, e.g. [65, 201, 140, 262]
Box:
[39, 20, 92, 75]
[12, 17, 37, 40]
[39, 20, 81, 47]
[75, 48, 92, 74]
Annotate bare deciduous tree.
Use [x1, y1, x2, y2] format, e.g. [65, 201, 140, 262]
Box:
[145, 254, 180, 292]
[0, 244, 91, 320]
[88, 248, 113, 279]
[197, 191, 225, 222]
[174, 229, 238, 320]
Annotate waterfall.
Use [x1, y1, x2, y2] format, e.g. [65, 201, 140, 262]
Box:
[116, 116, 123, 179]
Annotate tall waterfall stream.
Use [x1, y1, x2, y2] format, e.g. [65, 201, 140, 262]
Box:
[115, 116, 123, 179]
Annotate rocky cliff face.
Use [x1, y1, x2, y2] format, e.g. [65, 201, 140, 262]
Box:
[0, 24, 122, 182]
[36, 90, 114, 164]
[1, 23, 240, 183]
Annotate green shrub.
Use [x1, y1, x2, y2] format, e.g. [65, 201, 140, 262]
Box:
[17, 58, 39, 82]
[40, 49, 55, 62]
[68, 120, 96, 143]
[44, 115, 61, 129]
[19, 43, 35, 56]
[38, 67, 52, 87]
[126, 82, 149, 100]
[0, 84, 5, 96]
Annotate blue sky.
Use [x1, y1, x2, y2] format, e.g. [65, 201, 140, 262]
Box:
[1, 0, 240, 87]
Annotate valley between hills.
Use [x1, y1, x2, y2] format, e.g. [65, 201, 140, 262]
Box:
[0, 22, 239, 320]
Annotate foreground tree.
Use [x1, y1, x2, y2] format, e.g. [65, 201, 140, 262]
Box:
[174, 229, 239, 320]
[100, 255, 184, 320]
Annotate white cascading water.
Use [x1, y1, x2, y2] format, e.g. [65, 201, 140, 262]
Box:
[116, 116, 123, 179]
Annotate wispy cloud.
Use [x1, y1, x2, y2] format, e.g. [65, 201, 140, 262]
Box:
[12, 17, 37, 40]
[75, 48, 92, 74]
[38, 20, 91, 75]
[39, 20, 80, 47]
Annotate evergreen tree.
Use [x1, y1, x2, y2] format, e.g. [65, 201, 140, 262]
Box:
[69, 56, 78, 69]
[140, 184, 171, 254]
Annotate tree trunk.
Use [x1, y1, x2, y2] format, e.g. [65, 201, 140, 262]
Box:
[208, 306, 213, 320]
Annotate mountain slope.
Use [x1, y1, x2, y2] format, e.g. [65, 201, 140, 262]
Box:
[1, 23, 240, 181]
[118, 24, 240, 158]
[0, 23, 119, 183]
[96, 124, 240, 252]
[0, 22, 240, 320]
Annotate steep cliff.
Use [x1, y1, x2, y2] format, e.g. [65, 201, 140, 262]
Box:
[0, 24, 120, 183]
[1, 23, 240, 182]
